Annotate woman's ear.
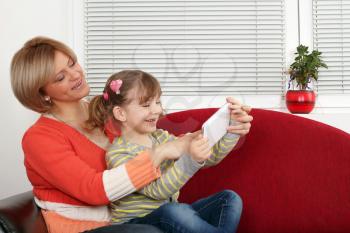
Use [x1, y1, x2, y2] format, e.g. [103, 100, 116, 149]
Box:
[112, 106, 126, 122]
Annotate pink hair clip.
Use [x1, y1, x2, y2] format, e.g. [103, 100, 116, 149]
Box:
[103, 92, 109, 101]
[110, 80, 123, 94]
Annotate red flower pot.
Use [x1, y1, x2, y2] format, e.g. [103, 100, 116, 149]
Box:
[286, 90, 316, 114]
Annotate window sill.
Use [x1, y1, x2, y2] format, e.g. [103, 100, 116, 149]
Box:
[274, 108, 350, 134]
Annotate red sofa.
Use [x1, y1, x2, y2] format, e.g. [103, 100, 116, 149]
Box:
[158, 108, 350, 233]
[1, 108, 350, 233]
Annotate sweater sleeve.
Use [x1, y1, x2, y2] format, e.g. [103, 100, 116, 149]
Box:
[22, 125, 159, 206]
[138, 155, 203, 200]
[137, 129, 204, 199]
[104, 149, 161, 202]
[204, 133, 239, 167]
[106, 130, 202, 200]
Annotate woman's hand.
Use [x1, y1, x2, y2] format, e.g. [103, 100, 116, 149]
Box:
[189, 133, 211, 163]
[226, 97, 253, 136]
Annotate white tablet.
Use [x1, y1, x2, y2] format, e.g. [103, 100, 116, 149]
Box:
[202, 103, 235, 148]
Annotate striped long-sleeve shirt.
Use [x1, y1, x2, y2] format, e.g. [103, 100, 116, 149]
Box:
[106, 129, 239, 224]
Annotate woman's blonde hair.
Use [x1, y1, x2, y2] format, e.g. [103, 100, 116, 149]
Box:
[10, 36, 77, 113]
[86, 70, 162, 131]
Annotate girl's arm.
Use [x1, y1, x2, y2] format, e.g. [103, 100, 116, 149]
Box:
[107, 130, 203, 200]
[205, 97, 253, 167]
[204, 131, 239, 167]
[138, 154, 203, 200]
[138, 130, 205, 200]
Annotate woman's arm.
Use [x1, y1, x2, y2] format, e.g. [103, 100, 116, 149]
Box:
[23, 126, 160, 205]
[107, 130, 201, 200]
[108, 153, 202, 200]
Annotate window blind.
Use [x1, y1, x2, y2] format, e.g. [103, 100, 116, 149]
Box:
[84, 0, 285, 96]
[313, 0, 350, 93]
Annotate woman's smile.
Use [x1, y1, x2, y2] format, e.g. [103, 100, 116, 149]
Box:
[72, 78, 83, 90]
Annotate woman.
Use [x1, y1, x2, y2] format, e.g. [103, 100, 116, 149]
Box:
[10, 36, 253, 233]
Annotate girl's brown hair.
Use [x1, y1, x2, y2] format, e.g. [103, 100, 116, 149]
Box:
[10, 36, 77, 113]
[86, 70, 162, 130]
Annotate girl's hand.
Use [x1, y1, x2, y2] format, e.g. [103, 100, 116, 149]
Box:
[175, 130, 202, 154]
[226, 97, 253, 136]
[149, 131, 201, 167]
[189, 134, 211, 163]
[150, 140, 183, 167]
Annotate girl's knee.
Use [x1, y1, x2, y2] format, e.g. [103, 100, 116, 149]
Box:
[221, 190, 243, 208]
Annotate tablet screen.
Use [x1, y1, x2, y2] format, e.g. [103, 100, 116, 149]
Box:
[202, 103, 231, 147]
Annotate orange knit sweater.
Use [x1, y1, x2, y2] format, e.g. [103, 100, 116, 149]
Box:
[22, 116, 160, 232]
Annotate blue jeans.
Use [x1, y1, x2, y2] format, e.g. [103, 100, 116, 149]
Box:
[127, 190, 243, 233]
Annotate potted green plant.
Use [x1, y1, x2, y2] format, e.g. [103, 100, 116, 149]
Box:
[286, 44, 328, 114]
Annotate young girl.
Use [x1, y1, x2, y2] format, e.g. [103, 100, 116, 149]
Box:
[87, 70, 249, 233]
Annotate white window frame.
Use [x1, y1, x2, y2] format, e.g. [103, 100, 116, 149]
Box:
[70, 0, 350, 113]
[299, 0, 350, 113]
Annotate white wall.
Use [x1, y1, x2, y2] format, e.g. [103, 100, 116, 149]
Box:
[0, 0, 349, 200]
[0, 0, 73, 199]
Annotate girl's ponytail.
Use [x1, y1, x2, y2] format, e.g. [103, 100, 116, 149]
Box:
[85, 95, 109, 131]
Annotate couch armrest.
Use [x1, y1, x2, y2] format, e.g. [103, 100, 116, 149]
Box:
[0, 191, 47, 233]
[0, 192, 165, 233]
